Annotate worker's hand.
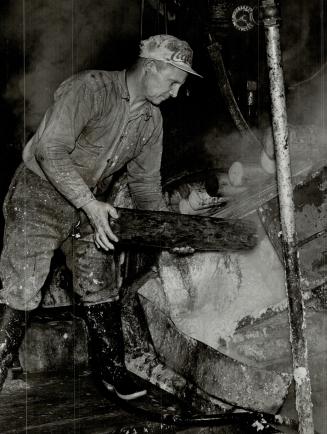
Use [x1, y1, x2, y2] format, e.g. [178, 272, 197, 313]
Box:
[218, 174, 247, 197]
[82, 199, 118, 251]
[171, 246, 195, 255]
[262, 127, 275, 158]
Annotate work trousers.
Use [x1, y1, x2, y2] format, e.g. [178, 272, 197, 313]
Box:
[0, 164, 119, 311]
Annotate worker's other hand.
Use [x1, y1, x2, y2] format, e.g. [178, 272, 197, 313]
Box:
[218, 174, 247, 197]
[171, 246, 195, 255]
[262, 127, 274, 158]
[82, 199, 118, 251]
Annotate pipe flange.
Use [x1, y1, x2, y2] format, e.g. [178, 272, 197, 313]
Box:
[232, 5, 255, 32]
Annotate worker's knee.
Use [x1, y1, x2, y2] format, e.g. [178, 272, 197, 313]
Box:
[0, 284, 42, 311]
[0, 249, 53, 311]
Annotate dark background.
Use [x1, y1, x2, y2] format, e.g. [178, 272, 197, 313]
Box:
[0, 0, 326, 245]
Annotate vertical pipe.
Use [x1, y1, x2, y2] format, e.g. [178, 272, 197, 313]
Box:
[261, 1, 314, 433]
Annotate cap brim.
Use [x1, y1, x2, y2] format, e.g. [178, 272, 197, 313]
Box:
[168, 61, 203, 78]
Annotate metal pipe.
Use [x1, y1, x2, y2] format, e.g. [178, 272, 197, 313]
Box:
[261, 1, 315, 433]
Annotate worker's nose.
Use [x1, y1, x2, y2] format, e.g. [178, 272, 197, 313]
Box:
[170, 85, 180, 98]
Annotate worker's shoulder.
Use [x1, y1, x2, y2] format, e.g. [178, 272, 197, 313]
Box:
[55, 70, 118, 97]
[75, 70, 118, 92]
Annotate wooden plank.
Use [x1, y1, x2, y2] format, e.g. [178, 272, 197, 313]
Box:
[104, 208, 258, 251]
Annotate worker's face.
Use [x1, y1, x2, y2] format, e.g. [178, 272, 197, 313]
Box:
[143, 61, 188, 105]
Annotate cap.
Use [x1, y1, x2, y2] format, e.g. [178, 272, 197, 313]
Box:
[139, 34, 202, 78]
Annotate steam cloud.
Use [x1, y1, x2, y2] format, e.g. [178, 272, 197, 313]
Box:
[281, 0, 327, 127]
[2, 0, 140, 140]
[1, 0, 325, 149]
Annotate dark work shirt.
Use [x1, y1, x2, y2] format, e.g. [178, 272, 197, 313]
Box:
[23, 69, 167, 210]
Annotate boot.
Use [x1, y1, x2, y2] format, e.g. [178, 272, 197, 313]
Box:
[84, 300, 147, 400]
[0, 306, 28, 391]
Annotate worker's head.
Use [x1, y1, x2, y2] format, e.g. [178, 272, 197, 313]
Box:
[138, 34, 202, 105]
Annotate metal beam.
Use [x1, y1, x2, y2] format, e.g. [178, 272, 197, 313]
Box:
[261, 1, 315, 432]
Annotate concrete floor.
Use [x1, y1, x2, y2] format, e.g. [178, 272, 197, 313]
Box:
[0, 371, 288, 434]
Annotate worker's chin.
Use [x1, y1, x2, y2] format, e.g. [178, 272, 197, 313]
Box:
[148, 96, 167, 106]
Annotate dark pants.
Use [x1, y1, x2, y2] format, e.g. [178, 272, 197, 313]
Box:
[0, 164, 119, 311]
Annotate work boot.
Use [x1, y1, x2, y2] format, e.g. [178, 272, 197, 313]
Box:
[84, 300, 147, 400]
[0, 306, 28, 391]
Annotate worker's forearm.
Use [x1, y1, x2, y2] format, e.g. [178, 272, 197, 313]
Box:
[128, 178, 169, 211]
[36, 146, 95, 209]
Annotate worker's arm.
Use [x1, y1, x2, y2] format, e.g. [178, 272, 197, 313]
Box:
[34, 79, 118, 250]
[127, 117, 168, 211]
[127, 121, 194, 255]
[34, 80, 101, 209]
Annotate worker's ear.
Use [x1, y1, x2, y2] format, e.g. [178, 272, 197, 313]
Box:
[143, 59, 157, 74]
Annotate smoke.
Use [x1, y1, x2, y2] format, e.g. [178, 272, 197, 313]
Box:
[203, 127, 263, 172]
[287, 69, 327, 128]
[194, 0, 326, 173]
[1, 0, 325, 149]
[281, 0, 327, 127]
[2, 0, 140, 139]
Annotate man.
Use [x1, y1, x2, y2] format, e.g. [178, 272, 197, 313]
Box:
[0, 35, 202, 400]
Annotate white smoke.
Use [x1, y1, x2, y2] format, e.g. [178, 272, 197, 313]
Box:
[3, 0, 140, 138]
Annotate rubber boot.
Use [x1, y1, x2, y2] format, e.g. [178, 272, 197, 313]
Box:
[84, 300, 147, 400]
[0, 306, 28, 391]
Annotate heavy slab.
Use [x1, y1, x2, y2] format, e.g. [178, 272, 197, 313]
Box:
[139, 290, 291, 414]
[224, 307, 327, 434]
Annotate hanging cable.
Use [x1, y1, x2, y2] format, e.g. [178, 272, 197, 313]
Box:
[164, 1, 168, 34]
[157, 0, 160, 33]
[140, 0, 145, 40]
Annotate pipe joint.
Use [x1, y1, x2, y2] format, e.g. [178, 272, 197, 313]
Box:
[260, 0, 281, 27]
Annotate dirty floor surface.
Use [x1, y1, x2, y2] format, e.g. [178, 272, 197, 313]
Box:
[0, 371, 289, 434]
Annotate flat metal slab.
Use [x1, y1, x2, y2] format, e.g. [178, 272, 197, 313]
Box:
[139, 292, 291, 414]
